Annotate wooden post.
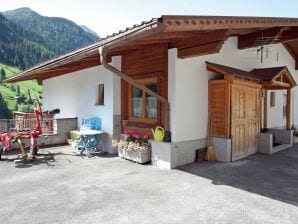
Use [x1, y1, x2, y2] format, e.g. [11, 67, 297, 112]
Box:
[286, 88, 291, 130]
[263, 89, 268, 129]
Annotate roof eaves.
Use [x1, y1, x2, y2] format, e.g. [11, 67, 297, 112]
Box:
[5, 18, 160, 83]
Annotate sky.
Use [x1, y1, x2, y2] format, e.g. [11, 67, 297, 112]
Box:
[1, 0, 298, 37]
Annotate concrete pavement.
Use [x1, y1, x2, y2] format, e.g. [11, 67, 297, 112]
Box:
[0, 145, 297, 224]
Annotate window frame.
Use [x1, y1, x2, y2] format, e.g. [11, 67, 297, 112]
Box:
[128, 77, 158, 123]
[270, 91, 276, 108]
[95, 83, 104, 106]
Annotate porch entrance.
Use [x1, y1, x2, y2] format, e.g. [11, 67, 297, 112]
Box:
[231, 84, 260, 161]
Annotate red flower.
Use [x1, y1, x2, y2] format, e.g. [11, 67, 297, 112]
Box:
[143, 134, 150, 140]
[133, 134, 140, 139]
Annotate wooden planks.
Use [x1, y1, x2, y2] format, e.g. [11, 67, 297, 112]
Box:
[121, 43, 167, 75]
[209, 80, 227, 137]
[209, 77, 261, 161]
[231, 84, 260, 161]
[121, 43, 168, 135]
[171, 29, 228, 49]
[238, 27, 284, 49]
[178, 41, 224, 59]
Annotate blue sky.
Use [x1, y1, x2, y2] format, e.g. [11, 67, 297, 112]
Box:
[1, 0, 298, 37]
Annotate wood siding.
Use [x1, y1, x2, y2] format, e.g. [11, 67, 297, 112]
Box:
[209, 77, 261, 161]
[121, 43, 168, 136]
[209, 80, 228, 137]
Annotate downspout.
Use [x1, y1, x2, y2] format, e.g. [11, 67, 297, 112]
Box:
[98, 23, 170, 130]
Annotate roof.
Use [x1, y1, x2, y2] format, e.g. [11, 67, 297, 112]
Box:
[205, 62, 261, 81]
[206, 61, 297, 87]
[250, 67, 286, 81]
[5, 15, 298, 83]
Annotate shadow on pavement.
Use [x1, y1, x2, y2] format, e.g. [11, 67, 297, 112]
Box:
[179, 145, 298, 206]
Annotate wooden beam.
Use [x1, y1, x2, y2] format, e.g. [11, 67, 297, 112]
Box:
[170, 29, 228, 49]
[262, 80, 290, 89]
[101, 47, 170, 131]
[42, 57, 100, 72]
[12, 59, 100, 82]
[263, 89, 268, 128]
[178, 41, 224, 59]
[141, 30, 206, 40]
[238, 27, 285, 49]
[161, 16, 298, 32]
[286, 88, 292, 129]
[280, 28, 298, 42]
[107, 31, 214, 55]
[272, 80, 291, 88]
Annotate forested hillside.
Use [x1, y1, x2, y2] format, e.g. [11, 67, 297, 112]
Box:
[0, 14, 54, 70]
[0, 7, 99, 70]
[3, 7, 99, 63]
[0, 7, 100, 119]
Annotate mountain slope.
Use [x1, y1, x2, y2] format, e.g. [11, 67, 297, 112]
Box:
[80, 25, 98, 36]
[3, 7, 99, 56]
[0, 14, 54, 69]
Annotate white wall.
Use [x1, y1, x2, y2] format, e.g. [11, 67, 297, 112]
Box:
[267, 90, 287, 128]
[169, 37, 298, 142]
[43, 57, 121, 135]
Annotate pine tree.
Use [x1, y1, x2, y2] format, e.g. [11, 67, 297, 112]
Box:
[0, 68, 6, 81]
[27, 89, 33, 104]
[16, 85, 21, 96]
[0, 93, 11, 119]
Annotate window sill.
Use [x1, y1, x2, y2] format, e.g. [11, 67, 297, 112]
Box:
[122, 120, 158, 128]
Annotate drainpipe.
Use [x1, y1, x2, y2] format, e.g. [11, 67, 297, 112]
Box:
[98, 23, 170, 130]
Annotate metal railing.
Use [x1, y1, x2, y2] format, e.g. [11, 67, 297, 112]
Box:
[0, 118, 57, 135]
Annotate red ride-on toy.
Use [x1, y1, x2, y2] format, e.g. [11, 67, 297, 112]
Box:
[0, 105, 60, 162]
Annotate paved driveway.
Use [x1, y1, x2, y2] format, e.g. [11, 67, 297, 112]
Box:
[0, 145, 297, 224]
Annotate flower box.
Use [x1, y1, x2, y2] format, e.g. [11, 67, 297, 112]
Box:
[117, 139, 151, 164]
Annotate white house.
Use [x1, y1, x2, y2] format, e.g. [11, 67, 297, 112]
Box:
[6, 16, 298, 169]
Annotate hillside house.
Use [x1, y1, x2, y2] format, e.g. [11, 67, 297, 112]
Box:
[6, 16, 298, 168]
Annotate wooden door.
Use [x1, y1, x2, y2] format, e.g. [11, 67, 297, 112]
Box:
[231, 84, 260, 161]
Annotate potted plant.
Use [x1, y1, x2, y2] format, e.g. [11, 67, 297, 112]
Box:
[117, 131, 151, 164]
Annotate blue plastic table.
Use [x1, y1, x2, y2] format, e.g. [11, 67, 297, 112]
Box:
[77, 129, 104, 157]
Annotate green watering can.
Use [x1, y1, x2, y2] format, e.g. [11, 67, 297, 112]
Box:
[151, 126, 165, 142]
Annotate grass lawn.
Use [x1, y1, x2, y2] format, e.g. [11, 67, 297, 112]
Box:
[0, 63, 42, 113]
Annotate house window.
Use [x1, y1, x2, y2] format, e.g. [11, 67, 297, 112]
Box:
[129, 77, 158, 122]
[283, 93, 287, 118]
[96, 84, 104, 105]
[270, 92, 276, 108]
